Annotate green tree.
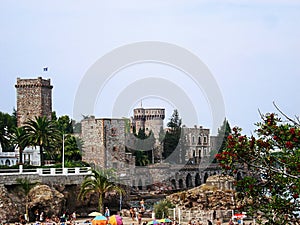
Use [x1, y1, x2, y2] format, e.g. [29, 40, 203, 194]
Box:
[211, 119, 231, 163]
[0, 111, 17, 151]
[163, 109, 182, 163]
[78, 168, 125, 213]
[216, 112, 300, 224]
[153, 199, 174, 219]
[23, 116, 60, 166]
[56, 115, 74, 134]
[126, 128, 155, 166]
[63, 135, 83, 162]
[10, 127, 29, 164]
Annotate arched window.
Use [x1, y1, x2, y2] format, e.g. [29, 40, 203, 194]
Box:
[192, 136, 195, 144]
[198, 136, 201, 145]
[186, 174, 193, 188]
[195, 173, 201, 186]
[203, 136, 207, 143]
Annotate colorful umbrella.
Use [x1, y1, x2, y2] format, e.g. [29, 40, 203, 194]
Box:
[89, 212, 103, 217]
[147, 220, 160, 225]
[232, 214, 246, 219]
[108, 215, 123, 225]
[158, 219, 172, 223]
[92, 215, 108, 225]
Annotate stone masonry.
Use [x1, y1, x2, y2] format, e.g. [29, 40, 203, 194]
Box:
[182, 125, 211, 164]
[80, 116, 135, 185]
[15, 77, 53, 127]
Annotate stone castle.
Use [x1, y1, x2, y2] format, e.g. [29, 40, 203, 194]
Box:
[11, 77, 229, 189]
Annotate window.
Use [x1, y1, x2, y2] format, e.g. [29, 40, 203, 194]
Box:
[203, 136, 207, 143]
[111, 128, 117, 136]
[192, 136, 195, 144]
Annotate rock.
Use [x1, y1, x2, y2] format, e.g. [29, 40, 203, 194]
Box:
[28, 184, 64, 218]
[166, 175, 236, 212]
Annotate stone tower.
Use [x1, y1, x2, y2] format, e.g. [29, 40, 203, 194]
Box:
[133, 107, 165, 139]
[15, 77, 53, 127]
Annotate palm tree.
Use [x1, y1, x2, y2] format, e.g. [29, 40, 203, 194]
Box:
[11, 127, 29, 164]
[23, 116, 60, 166]
[78, 168, 125, 213]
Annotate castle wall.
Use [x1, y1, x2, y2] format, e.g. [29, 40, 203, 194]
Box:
[80, 117, 135, 176]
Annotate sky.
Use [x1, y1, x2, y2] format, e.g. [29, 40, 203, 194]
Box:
[1, 0, 300, 135]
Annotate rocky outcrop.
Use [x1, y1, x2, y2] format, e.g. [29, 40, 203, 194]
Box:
[28, 184, 65, 218]
[166, 175, 236, 211]
[0, 184, 19, 222]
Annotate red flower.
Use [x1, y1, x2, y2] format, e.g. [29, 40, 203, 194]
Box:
[293, 193, 299, 199]
[290, 128, 296, 135]
[273, 135, 280, 141]
[285, 141, 293, 149]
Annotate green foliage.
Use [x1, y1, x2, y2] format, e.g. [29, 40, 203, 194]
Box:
[211, 119, 231, 163]
[163, 109, 182, 163]
[24, 116, 61, 165]
[54, 115, 74, 134]
[78, 168, 125, 213]
[126, 128, 155, 166]
[0, 111, 17, 151]
[153, 199, 174, 219]
[216, 112, 300, 224]
[10, 127, 29, 164]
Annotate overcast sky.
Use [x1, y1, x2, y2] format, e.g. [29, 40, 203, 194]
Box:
[1, 0, 299, 135]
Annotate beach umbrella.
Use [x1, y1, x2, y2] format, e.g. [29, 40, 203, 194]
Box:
[158, 219, 172, 223]
[108, 215, 123, 225]
[92, 215, 108, 225]
[232, 214, 246, 219]
[147, 220, 160, 225]
[89, 212, 103, 216]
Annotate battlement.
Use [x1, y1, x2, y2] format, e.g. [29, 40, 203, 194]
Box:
[134, 108, 165, 120]
[15, 77, 53, 89]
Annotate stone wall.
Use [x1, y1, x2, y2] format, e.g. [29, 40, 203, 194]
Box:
[80, 117, 135, 181]
[15, 77, 52, 127]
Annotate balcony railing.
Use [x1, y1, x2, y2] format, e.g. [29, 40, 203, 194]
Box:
[0, 166, 92, 176]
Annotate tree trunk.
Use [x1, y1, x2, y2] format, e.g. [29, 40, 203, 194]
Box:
[40, 145, 44, 166]
[98, 193, 104, 213]
[19, 147, 23, 164]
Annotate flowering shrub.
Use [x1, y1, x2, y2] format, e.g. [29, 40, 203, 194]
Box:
[216, 113, 300, 224]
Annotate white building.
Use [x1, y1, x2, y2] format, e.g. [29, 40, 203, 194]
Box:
[0, 143, 40, 166]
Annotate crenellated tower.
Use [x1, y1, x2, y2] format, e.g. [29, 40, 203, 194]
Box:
[15, 77, 53, 127]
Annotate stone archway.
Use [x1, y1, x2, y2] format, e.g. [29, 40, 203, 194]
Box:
[178, 179, 184, 189]
[171, 179, 177, 190]
[186, 173, 193, 188]
[204, 172, 209, 183]
[195, 173, 201, 186]
[138, 179, 143, 190]
[5, 159, 10, 166]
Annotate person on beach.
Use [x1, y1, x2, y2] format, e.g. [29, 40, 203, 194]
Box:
[140, 199, 145, 210]
[105, 207, 110, 218]
[207, 220, 212, 225]
[130, 207, 135, 221]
